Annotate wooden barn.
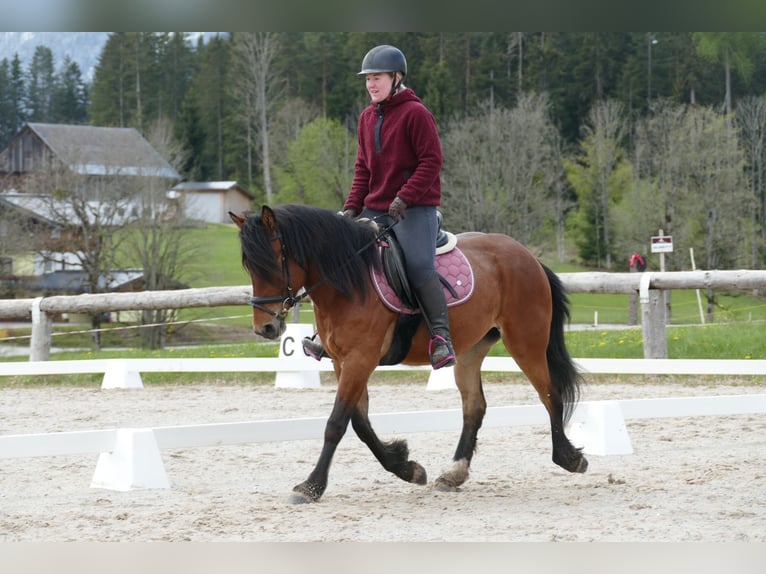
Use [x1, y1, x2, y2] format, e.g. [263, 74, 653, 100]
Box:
[0, 122, 180, 192]
[168, 181, 255, 223]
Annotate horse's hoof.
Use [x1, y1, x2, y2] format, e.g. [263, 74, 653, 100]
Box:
[433, 477, 460, 492]
[554, 448, 589, 474]
[574, 456, 589, 473]
[409, 461, 428, 485]
[433, 459, 469, 491]
[290, 481, 323, 503]
[288, 492, 316, 505]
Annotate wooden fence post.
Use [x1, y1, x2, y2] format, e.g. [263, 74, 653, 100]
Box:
[29, 297, 52, 361]
[639, 274, 667, 359]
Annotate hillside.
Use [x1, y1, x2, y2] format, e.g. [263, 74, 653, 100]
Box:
[0, 32, 108, 80]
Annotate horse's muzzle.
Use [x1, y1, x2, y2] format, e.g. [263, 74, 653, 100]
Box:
[256, 318, 286, 340]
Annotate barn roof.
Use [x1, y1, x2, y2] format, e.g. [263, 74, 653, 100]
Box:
[25, 123, 180, 179]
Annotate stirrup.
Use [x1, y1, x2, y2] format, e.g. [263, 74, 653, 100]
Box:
[302, 335, 327, 361]
[428, 335, 456, 369]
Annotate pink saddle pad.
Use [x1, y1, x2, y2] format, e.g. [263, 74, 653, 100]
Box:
[370, 246, 474, 314]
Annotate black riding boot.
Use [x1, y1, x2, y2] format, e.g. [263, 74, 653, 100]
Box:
[415, 273, 456, 369]
[302, 332, 329, 361]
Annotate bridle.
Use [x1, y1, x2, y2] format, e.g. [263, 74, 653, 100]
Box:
[247, 216, 397, 321]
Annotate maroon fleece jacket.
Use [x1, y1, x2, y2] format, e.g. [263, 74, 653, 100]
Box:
[344, 88, 443, 212]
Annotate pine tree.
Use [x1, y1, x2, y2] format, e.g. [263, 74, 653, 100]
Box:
[90, 32, 135, 127]
[26, 45, 55, 122]
[51, 57, 89, 124]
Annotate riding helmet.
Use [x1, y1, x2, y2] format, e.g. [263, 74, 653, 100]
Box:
[358, 45, 407, 79]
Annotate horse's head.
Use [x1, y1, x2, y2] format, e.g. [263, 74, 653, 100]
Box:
[230, 206, 299, 340]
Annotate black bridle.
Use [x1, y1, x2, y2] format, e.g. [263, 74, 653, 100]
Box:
[247, 216, 397, 321]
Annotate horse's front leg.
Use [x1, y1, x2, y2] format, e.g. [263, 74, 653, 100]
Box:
[351, 389, 427, 485]
[289, 395, 355, 504]
[289, 356, 376, 504]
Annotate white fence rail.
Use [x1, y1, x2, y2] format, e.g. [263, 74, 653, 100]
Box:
[2, 355, 765, 390]
[2, 393, 765, 491]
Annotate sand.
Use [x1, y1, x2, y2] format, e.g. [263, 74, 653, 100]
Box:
[1, 377, 765, 542]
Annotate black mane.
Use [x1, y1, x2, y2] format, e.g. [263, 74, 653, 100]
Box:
[238, 204, 382, 300]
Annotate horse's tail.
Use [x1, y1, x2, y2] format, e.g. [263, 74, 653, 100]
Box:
[542, 263, 583, 424]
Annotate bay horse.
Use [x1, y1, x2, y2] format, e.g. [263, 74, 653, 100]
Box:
[230, 204, 587, 503]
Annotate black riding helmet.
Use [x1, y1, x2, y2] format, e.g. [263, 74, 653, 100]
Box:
[358, 45, 407, 79]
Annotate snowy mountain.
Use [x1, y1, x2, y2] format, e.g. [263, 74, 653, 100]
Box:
[0, 32, 217, 82]
[0, 32, 109, 81]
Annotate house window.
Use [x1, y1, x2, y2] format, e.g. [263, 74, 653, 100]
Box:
[0, 257, 12, 275]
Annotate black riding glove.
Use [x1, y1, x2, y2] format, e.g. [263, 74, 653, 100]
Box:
[388, 197, 407, 220]
[337, 208, 358, 219]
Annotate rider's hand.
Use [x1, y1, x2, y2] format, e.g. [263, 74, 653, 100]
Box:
[338, 208, 358, 219]
[388, 197, 407, 220]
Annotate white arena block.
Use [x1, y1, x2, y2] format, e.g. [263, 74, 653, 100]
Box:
[566, 400, 633, 456]
[275, 323, 322, 388]
[101, 358, 144, 389]
[91, 428, 170, 491]
[426, 365, 457, 390]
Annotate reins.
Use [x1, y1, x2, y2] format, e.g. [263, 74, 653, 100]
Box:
[248, 215, 398, 320]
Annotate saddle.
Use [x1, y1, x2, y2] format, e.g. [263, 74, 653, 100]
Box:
[355, 214, 474, 366]
[369, 218, 474, 314]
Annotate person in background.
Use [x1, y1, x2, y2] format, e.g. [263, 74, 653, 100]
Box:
[303, 44, 455, 369]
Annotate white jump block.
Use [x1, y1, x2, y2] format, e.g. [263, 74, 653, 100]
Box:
[91, 428, 170, 491]
[101, 359, 144, 389]
[275, 323, 322, 388]
[427, 365, 457, 390]
[566, 400, 633, 456]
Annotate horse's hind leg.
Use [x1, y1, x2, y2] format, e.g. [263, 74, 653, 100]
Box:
[504, 332, 588, 474]
[434, 330, 497, 491]
[351, 389, 427, 485]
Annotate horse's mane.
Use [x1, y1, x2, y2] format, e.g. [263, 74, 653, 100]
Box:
[238, 204, 382, 300]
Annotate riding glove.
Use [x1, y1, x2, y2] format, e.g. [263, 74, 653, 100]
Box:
[388, 197, 407, 220]
[338, 208, 358, 219]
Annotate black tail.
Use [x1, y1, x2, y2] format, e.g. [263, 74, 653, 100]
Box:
[542, 263, 583, 424]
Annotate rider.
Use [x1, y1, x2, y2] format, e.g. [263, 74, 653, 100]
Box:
[302, 44, 456, 370]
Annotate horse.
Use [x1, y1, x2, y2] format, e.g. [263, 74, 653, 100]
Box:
[230, 204, 587, 504]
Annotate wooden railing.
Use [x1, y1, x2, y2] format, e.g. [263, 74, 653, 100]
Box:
[2, 270, 765, 360]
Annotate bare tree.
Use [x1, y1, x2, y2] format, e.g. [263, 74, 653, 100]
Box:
[584, 100, 627, 269]
[441, 93, 561, 245]
[123, 117, 195, 349]
[735, 95, 766, 269]
[230, 32, 280, 203]
[564, 99, 630, 268]
[23, 160, 133, 348]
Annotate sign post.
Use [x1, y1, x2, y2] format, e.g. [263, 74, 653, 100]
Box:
[651, 230, 673, 323]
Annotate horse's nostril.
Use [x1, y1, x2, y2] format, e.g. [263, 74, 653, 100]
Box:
[261, 323, 278, 340]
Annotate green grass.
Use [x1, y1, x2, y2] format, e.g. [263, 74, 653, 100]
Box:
[562, 322, 766, 360]
[2, 322, 763, 387]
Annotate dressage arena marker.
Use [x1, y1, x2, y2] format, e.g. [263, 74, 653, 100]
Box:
[275, 323, 321, 389]
[91, 428, 170, 491]
[1, 394, 764, 491]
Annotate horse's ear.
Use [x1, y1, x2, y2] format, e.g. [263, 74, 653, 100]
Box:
[260, 205, 278, 236]
[229, 211, 246, 229]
